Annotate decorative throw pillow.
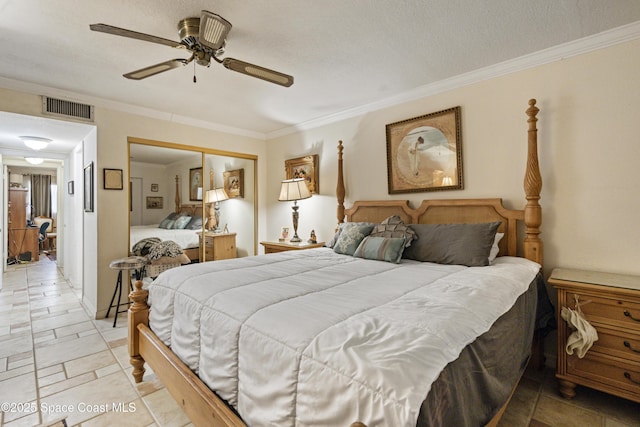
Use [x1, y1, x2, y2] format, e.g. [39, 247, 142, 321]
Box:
[332, 223, 374, 256]
[326, 222, 375, 248]
[147, 240, 184, 261]
[186, 215, 203, 230]
[132, 237, 162, 256]
[354, 236, 406, 263]
[402, 222, 501, 267]
[159, 212, 179, 229]
[370, 215, 417, 248]
[172, 215, 192, 229]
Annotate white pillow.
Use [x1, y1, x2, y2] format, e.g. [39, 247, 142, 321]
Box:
[488, 233, 504, 264]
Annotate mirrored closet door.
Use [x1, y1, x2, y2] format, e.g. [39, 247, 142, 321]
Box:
[128, 138, 257, 264]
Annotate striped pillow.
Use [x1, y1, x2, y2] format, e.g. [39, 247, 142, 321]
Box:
[353, 236, 406, 263]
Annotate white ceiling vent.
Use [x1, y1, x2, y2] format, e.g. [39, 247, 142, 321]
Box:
[42, 96, 94, 122]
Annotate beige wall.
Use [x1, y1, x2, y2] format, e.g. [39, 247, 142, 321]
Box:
[266, 38, 640, 277]
[2, 37, 639, 321]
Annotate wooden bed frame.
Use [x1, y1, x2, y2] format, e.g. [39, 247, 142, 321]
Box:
[128, 99, 543, 427]
[172, 175, 202, 262]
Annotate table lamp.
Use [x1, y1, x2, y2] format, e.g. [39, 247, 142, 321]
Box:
[206, 187, 229, 232]
[278, 178, 311, 242]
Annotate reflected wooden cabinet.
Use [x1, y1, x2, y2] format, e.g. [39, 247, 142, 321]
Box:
[199, 232, 237, 262]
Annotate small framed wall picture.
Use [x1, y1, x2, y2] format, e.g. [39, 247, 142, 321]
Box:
[146, 196, 163, 209]
[285, 154, 319, 194]
[223, 169, 244, 198]
[151, 183, 159, 192]
[68, 180, 74, 195]
[103, 168, 124, 190]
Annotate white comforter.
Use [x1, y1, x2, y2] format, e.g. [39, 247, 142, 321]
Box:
[130, 224, 199, 250]
[148, 248, 540, 427]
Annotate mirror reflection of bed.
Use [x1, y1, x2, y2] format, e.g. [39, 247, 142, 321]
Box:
[128, 139, 257, 268]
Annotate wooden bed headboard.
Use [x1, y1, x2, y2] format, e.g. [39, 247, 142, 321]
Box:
[339, 99, 543, 265]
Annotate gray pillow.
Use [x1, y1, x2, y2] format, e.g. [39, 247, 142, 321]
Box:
[332, 223, 375, 256]
[353, 236, 406, 263]
[186, 215, 203, 230]
[370, 215, 417, 248]
[402, 222, 501, 266]
[172, 215, 192, 229]
[159, 212, 179, 229]
[326, 222, 375, 248]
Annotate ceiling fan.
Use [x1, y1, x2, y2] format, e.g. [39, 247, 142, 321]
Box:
[89, 10, 294, 87]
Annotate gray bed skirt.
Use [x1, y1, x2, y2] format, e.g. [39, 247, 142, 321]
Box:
[417, 273, 552, 427]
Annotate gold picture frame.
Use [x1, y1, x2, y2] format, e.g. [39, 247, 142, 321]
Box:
[103, 168, 123, 190]
[189, 167, 203, 201]
[386, 106, 463, 194]
[146, 196, 163, 209]
[223, 169, 244, 198]
[285, 154, 319, 194]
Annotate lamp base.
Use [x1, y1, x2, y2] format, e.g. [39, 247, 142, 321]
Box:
[289, 236, 302, 243]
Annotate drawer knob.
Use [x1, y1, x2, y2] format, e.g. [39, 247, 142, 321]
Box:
[624, 341, 640, 354]
[624, 372, 640, 385]
[623, 310, 640, 322]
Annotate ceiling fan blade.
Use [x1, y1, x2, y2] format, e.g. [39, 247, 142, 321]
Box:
[123, 59, 188, 80]
[90, 23, 184, 49]
[198, 10, 232, 51]
[222, 58, 294, 87]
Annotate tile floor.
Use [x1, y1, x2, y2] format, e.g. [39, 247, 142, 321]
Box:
[0, 257, 638, 427]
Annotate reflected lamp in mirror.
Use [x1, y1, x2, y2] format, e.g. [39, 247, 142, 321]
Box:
[278, 178, 312, 242]
[206, 187, 229, 233]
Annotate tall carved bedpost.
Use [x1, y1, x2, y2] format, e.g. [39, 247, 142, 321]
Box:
[128, 280, 149, 383]
[336, 140, 346, 224]
[175, 175, 181, 214]
[523, 99, 543, 265]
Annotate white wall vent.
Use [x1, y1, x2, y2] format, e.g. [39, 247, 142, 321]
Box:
[42, 96, 94, 122]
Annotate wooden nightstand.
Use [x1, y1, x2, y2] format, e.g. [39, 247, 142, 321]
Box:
[198, 232, 237, 261]
[260, 240, 325, 254]
[549, 268, 640, 403]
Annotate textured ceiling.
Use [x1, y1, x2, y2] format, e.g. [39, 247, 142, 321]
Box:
[1, 0, 640, 158]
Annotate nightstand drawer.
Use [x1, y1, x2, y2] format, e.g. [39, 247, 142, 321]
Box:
[567, 352, 640, 397]
[567, 291, 640, 330]
[591, 326, 640, 362]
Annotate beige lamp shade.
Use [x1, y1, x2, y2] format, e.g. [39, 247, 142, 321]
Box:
[206, 188, 229, 203]
[278, 178, 311, 201]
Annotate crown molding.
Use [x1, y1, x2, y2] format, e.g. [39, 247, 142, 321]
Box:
[0, 76, 266, 141]
[266, 21, 640, 140]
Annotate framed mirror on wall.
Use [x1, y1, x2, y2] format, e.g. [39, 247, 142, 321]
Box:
[128, 138, 257, 266]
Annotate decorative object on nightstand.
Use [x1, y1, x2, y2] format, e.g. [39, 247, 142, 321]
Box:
[206, 187, 229, 233]
[549, 268, 640, 403]
[308, 229, 317, 244]
[261, 240, 325, 254]
[278, 178, 311, 243]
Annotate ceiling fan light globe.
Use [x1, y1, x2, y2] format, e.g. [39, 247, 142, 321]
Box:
[199, 10, 232, 51]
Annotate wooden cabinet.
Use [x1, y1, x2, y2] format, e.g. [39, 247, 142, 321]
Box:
[199, 232, 236, 261]
[260, 240, 325, 254]
[8, 189, 28, 230]
[7, 188, 39, 262]
[549, 268, 640, 403]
